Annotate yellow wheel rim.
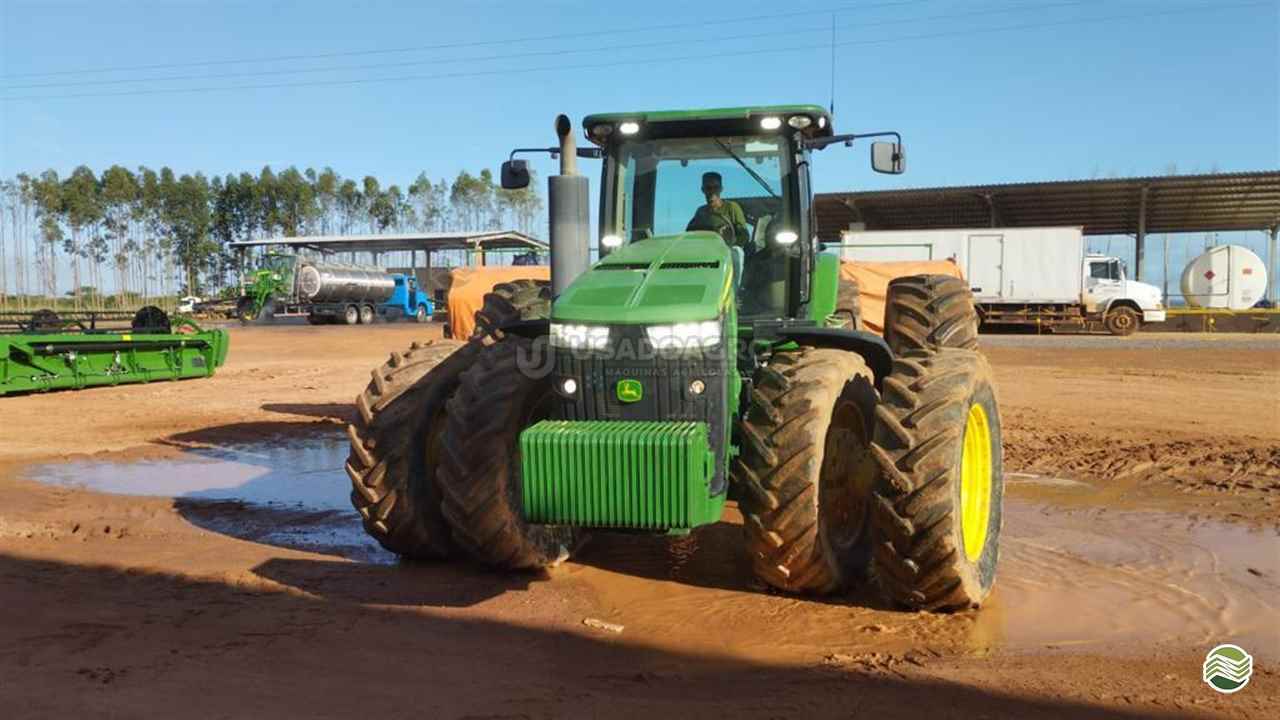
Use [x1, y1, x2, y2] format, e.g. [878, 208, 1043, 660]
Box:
[960, 402, 993, 562]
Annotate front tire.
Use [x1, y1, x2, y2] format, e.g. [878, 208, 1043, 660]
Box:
[868, 349, 1003, 611]
[1105, 305, 1139, 336]
[437, 337, 579, 569]
[415, 304, 429, 323]
[735, 348, 879, 594]
[346, 339, 479, 559]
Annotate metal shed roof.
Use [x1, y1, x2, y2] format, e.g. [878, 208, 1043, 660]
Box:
[815, 170, 1280, 240]
[228, 230, 547, 254]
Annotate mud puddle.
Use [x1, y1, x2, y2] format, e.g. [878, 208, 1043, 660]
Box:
[566, 501, 1279, 664]
[21, 445, 1279, 662]
[23, 432, 390, 563]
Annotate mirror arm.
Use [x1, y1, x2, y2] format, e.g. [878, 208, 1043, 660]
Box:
[804, 131, 902, 151]
[507, 147, 603, 161]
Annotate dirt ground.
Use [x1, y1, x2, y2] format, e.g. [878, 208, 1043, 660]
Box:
[0, 324, 1277, 718]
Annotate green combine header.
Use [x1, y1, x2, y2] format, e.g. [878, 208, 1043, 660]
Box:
[0, 307, 229, 396]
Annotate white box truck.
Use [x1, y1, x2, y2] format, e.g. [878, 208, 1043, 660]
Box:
[839, 227, 1166, 335]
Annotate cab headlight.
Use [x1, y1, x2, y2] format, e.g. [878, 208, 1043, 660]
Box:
[550, 323, 610, 350]
[645, 320, 721, 351]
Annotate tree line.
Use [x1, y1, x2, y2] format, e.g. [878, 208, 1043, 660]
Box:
[0, 165, 542, 309]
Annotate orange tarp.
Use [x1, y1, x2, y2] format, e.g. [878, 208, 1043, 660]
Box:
[447, 261, 958, 338]
[841, 260, 964, 335]
[447, 266, 550, 339]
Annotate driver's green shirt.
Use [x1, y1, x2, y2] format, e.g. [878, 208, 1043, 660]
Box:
[687, 200, 750, 248]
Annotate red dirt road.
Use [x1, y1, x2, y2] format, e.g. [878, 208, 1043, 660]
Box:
[0, 325, 1276, 718]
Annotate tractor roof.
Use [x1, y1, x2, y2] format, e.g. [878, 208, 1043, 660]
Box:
[582, 105, 834, 144]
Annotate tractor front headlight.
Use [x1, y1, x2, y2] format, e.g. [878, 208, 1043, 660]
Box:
[645, 320, 721, 352]
[550, 323, 610, 351]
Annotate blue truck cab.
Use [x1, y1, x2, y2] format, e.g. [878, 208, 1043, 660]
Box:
[379, 274, 434, 323]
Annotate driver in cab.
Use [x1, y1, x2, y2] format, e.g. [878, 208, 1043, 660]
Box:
[686, 171, 750, 249]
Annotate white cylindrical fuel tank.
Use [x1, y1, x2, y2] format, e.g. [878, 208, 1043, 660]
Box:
[1180, 245, 1268, 310]
[297, 262, 396, 304]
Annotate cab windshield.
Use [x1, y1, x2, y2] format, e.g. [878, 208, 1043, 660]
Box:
[603, 135, 798, 318]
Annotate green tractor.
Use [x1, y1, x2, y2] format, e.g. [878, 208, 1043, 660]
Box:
[236, 252, 294, 321]
[347, 106, 1002, 610]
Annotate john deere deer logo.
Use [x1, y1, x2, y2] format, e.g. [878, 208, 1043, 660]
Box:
[616, 379, 643, 403]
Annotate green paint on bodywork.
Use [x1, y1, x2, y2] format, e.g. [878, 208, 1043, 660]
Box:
[809, 250, 842, 325]
[552, 234, 733, 325]
[0, 320, 230, 396]
[519, 420, 724, 530]
[584, 104, 834, 138]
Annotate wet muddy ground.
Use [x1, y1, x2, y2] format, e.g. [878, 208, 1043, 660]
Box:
[0, 325, 1276, 718]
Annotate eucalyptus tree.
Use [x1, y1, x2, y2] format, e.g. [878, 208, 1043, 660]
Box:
[61, 166, 103, 308]
[100, 165, 139, 304]
[274, 166, 319, 237]
[336, 179, 365, 234]
[162, 172, 213, 294]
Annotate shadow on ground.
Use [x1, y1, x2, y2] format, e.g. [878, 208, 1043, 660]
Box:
[260, 402, 356, 423]
[0, 552, 1191, 719]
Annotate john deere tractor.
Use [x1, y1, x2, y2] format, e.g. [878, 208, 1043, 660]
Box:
[347, 106, 1002, 610]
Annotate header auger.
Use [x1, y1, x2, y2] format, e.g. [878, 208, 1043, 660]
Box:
[346, 105, 1004, 610]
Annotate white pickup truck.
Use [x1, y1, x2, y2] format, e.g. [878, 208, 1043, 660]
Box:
[840, 226, 1166, 335]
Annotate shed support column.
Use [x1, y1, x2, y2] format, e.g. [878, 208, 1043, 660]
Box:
[1269, 224, 1279, 304]
[981, 193, 1000, 227]
[1135, 186, 1148, 281]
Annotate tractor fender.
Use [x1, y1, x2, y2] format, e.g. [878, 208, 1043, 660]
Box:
[494, 318, 551, 341]
[772, 327, 893, 385]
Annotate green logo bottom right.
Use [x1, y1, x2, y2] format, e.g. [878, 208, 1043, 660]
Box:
[1203, 644, 1253, 694]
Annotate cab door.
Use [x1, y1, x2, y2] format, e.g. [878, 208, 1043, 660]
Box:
[1082, 259, 1122, 310]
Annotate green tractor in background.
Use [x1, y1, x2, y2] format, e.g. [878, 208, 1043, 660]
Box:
[236, 253, 294, 321]
[347, 106, 1002, 610]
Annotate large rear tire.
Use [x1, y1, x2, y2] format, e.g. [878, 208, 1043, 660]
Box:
[735, 348, 879, 594]
[437, 336, 579, 569]
[472, 279, 551, 341]
[882, 275, 978, 354]
[868, 349, 1003, 611]
[346, 339, 479, 559]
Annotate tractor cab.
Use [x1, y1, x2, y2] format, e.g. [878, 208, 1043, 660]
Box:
[505, 105, 904, 329]
[585, 107, 834, 320]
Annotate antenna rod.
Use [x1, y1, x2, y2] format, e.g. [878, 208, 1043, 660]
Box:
[829, 14, 836, 115]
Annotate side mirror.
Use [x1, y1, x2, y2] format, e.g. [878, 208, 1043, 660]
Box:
[871, 141, 905, 174]
[501, 159, 530, 189]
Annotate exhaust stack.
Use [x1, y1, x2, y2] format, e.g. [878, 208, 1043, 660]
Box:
[548, 114, 590, 296]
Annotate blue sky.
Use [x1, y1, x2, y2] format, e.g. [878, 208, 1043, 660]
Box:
[1, 0, 1277, 287]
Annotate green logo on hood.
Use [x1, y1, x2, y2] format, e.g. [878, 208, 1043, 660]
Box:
[616, 379, 643, 403]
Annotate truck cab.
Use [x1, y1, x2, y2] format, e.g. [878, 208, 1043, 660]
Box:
[380, 274, 433, 323]
[1082, 253, 1166, 328]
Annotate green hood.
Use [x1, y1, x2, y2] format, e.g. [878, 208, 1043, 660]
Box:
[552, 233, 733, 324]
